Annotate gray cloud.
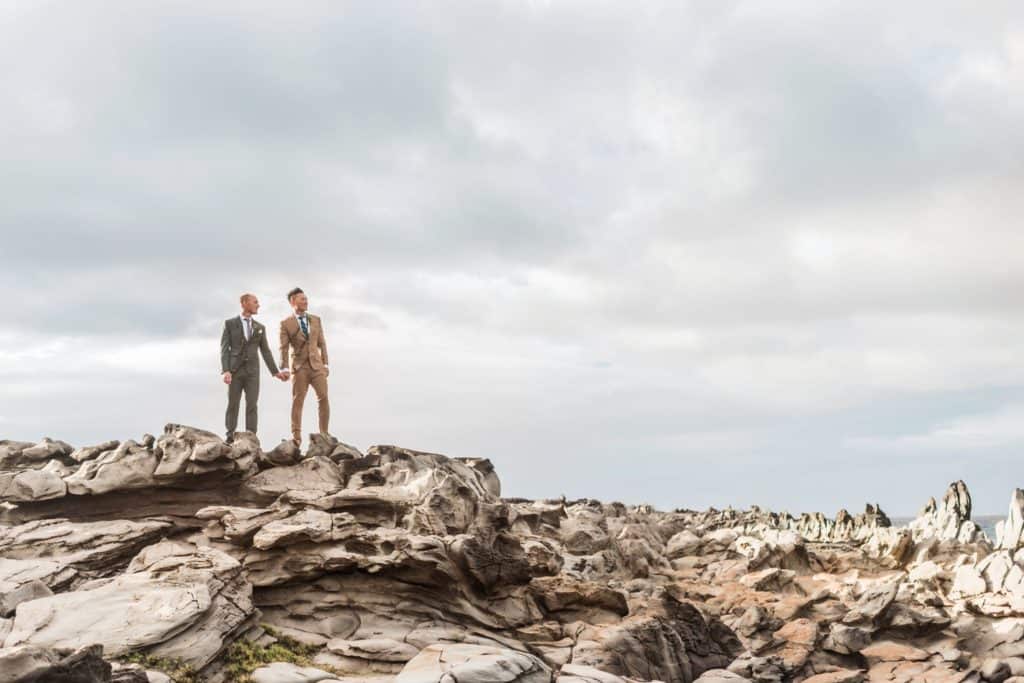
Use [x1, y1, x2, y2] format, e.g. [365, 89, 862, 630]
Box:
[2, 1, 1024, 515]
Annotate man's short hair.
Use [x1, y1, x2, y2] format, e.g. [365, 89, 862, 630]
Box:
[287, 287, 304, 302]
[240, 293, 256, 304]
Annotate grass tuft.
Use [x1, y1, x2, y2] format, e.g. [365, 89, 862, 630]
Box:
[118, 627, 341, 683]
[222, 625, 341, 683]
[119, 652, 203, 683]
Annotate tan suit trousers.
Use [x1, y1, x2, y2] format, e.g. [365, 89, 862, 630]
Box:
[291, 367, 329, 441]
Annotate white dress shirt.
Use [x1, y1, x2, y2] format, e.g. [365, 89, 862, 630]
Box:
[240, 315, 254, 340]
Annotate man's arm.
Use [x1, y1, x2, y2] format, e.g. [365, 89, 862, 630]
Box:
[220, 321, 232, 373]
[279, 321, 291, 372]
[259, 327, 280, 376]
[317, 317, 329, 367]
[220, 321, 233, 384]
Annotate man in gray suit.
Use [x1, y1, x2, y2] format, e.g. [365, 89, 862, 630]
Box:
[221, 293, 287, 441]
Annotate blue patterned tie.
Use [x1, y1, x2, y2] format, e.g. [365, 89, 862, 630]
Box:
[299, 315, 309, 337]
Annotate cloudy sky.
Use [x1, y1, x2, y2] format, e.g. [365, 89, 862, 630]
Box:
[2, 1, 1023, 516]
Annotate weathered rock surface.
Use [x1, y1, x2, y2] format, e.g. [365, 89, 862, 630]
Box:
[1, 427, 1023, 683]
[996, 489, 1024, 552]
[2, 540, 254, 669]
[908, 479, 987, 545]
[0, 643, 115, 683]
[250, 661, 340, 683]
[0, 425, 257, 513]
[396, 643, 551, 683]
[0, 518, 173, 581]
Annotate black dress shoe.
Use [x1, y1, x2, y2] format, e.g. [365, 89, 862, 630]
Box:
[226, 432, 235, 444]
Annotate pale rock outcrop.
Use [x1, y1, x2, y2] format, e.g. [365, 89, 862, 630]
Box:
[241, 456, 345, 503]
[6, 424, 1024, 683]
[0, 518, 172, 581]
[396, 643, 551, 683]
[0, 439, 73, 470]
[2, 541, 255, 668]
[907, 480, 986, 545]
[0, 426, 260, 511]
[304, 432, 364, 463]
[732, 531, 810, 573]
[939, 491, 1024, 620]
[801, 670, 864, 683]
[250, 661, 340, 683]
[842, 573, 903, 626]
[822, 623, 872, 654]
[667, 530, 704, 560]
[316, 637, 420, 674]
[0, 467, 67, 502]
[996, 489, 1024, 552]
[0, 643, 112, 683]
[692, 671, 751, 683]
[558, 663, 663, 682]
[0, 558, 76, 617]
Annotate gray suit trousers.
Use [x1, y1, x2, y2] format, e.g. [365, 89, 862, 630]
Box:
[225, 366, 260, 437]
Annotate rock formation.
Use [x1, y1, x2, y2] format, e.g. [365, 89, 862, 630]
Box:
[1, 425, 1023, 683]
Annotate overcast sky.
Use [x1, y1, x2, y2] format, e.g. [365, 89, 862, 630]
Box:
[2, 1, 1023, 516]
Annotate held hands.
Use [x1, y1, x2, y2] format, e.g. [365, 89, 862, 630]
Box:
[222, 371, 232, 384]
[275, 370, 291, 382]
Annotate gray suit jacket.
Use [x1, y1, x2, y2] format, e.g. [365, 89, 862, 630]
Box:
[221, 317, 280, 376]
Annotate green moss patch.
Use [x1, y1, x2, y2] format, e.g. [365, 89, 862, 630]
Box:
[119, 652, 203, 683]
[118, 627, 342, 683]
[223, 626, 342, 683]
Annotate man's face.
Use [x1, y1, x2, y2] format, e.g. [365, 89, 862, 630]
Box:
[242, 296, 260, 315]
[292, 293, 309, 312]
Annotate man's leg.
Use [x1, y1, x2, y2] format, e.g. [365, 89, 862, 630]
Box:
[291, 367, 311, 442]
[310, 369, 330, 435]
[243, 368, 260, 434]
[225, 370, 244, 440]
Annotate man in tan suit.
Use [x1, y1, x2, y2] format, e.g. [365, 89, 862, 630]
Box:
[279, 287, 330, 445]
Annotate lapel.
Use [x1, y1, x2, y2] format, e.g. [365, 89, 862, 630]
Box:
[286, 316, 308, 348]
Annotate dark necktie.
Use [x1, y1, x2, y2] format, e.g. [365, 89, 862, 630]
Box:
[299, 316, 309, 337]
[244, 318, 252, 340]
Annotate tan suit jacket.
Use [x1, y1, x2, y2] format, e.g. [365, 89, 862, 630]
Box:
[279, 314, 329, 372]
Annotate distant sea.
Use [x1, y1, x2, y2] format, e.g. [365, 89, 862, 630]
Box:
[890, 515, 1001, 541]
